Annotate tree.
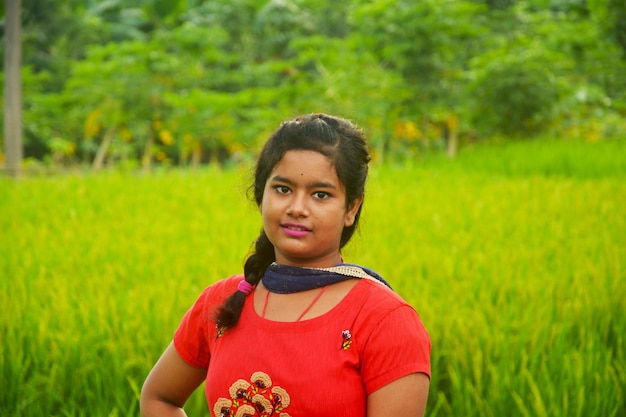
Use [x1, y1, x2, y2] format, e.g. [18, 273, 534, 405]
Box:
[5, 0, 625, 168]
[3, 0, 23, 177]
[351, 0, 487, 153]
[588, 0, 626, 56]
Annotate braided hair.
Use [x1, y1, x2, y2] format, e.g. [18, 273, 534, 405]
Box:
[215, 113, 371, 329]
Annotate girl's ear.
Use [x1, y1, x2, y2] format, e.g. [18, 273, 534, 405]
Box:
[344, 195, 364, 227]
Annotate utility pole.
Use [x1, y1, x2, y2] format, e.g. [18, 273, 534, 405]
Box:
[4, 0, 23, 178]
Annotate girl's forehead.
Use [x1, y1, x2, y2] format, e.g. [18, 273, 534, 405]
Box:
[268, 150, 341, 183]
[272, 150, 333, 170]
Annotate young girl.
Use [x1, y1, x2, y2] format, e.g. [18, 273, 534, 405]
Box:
[140, 113, 431, 417]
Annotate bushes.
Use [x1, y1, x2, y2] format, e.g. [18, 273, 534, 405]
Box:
[3, 0, 625, 168]
[468, 47, 564, 136]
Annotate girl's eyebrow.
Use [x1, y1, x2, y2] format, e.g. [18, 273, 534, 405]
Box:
[270, 175, 337, 190]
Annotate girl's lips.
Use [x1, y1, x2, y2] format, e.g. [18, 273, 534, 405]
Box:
[281, 223, 311, 237]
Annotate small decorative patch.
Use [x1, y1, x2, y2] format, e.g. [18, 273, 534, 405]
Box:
[214, 371, 292, 417]
[216, 324, 227, 338]
[341, 329, 353, 350]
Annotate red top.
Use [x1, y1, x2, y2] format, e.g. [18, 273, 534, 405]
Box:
[174, 274, 431, 417]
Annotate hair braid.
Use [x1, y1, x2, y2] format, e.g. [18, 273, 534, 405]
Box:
[215, 231, 275, 328]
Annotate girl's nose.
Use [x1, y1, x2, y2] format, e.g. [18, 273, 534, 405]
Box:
[287, 193, 309, 217]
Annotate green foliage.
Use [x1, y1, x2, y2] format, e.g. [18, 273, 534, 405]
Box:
[588, 0, 626, 56]
[253, 0, 316, 58]
[351, 0, 487, 112]
[4, 0, 626, 168]
[287, 35, 408, 159]
[1, 141, 624, 416]
[468, 44, 564, 136]
[464, 2, 626, 138]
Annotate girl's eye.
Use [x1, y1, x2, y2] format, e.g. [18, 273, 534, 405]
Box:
[274, 185, 290, 194]
[313, 191, 330, 200]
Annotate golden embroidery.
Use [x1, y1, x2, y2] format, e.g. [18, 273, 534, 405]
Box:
[251, 371, 272, 388]
[214, 371, 292, 417]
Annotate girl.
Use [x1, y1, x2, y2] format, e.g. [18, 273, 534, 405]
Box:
[140, 113, 431, 417]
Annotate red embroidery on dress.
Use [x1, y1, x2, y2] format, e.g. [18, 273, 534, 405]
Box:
[214, 371, 292, 417]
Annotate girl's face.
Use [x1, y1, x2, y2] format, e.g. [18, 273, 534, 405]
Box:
[260, 150, 362, 268]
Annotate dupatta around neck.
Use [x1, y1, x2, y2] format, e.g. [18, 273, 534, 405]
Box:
[261, 263, 392, 294]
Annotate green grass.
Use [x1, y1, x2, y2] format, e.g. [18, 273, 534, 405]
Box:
[1, 139, 625, 416]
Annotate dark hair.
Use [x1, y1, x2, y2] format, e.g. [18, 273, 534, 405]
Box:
[215, 113, 371, 329]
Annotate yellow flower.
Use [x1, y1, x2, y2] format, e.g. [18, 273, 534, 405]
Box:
[84, 109, 102, 138]
[159, 130, 174, 146]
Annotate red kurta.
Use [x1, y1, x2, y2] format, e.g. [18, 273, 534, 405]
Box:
[174, 274, 431, 417]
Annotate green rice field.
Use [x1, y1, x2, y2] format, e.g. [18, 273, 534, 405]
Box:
[1, 138, 625, 416]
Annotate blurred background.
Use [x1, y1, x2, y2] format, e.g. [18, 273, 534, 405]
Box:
[1, 1, 625, 417]
[2, 0, 625, 172]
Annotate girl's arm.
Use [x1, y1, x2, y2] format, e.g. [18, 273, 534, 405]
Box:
[367, 373, 430, 417]
[140, 342, 207, 417]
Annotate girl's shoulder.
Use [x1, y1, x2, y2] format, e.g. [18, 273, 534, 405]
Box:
[353, 278, 412, 310]
[344, 279, 426, 330]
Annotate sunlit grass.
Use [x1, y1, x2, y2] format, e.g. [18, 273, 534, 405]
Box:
[1, 139, 625, 416]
